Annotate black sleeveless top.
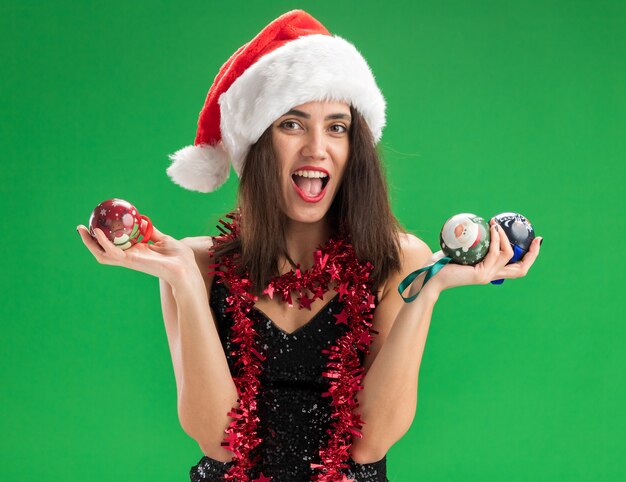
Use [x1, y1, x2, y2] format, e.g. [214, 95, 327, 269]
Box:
[189, 277, 388, 482]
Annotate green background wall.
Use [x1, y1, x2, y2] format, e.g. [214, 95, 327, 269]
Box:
[1, 1, 623, 480]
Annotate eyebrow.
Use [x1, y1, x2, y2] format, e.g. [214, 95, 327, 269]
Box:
[282, 109, 352, 121]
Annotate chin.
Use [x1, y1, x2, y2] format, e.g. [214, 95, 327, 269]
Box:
[284, 209, 328, 225]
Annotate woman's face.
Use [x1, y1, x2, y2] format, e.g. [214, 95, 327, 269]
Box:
[271, 101, 351, 225]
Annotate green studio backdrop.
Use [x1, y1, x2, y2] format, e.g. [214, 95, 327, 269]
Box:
[1, 1, 624, 480]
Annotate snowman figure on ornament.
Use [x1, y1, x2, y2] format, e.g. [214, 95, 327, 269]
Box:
[108, 214, 141, 250]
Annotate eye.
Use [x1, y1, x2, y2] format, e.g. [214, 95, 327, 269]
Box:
[280, 120, 302, 130]
[329, 124, 348, 134]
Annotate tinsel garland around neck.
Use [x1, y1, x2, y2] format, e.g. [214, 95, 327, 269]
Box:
[207, 212, 379, 482]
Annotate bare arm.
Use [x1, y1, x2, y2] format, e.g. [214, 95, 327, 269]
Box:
[350, 223, 543, 463]
[350, 233, 434, 463]
[161, 258, 238, 461]
[77, 225, 238, 461]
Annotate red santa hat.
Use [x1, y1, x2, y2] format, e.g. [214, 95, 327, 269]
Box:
[167, 9, 386, 193]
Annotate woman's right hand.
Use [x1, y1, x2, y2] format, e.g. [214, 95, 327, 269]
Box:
[76, 223, 198, 286]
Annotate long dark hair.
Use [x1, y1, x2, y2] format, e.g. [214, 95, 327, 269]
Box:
[211, 105, 404, 296]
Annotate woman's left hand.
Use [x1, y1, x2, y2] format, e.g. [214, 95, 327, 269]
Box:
[425, 218, 543, 294]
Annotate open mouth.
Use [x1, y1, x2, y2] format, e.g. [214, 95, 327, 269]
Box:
[291, 168, 331, 202]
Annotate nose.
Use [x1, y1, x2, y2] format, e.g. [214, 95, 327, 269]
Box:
[300, 127, 328, 160]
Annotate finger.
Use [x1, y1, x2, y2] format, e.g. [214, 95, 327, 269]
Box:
[496, 222, 514, 265]
[497, 236, 542, 279]
[481, 220, 501, 271]
[93, 227, 125, 259]
[77, 225, 105, 255]
[149, 225, 167, 243]
[77, 225, 111, 264]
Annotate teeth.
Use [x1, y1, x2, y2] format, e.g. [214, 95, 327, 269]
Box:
[293, 170, 328, 178]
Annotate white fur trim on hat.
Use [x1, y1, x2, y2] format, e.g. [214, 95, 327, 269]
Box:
[219, 34, 386, 176]
[167, 143, 230, 193]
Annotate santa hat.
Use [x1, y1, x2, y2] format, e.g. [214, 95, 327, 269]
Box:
[167, 9, 386, 193]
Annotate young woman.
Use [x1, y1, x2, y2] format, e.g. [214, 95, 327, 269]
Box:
[77, 10, 541, 482]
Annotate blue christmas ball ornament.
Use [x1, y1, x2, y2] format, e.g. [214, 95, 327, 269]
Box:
[491, 212, 535, 284]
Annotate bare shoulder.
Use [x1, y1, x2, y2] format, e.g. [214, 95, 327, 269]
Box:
[180, 235, 214, 255]
[398, 232, 432, 263]
[380, 232, 433, 299]
[180, 236, 217, 286]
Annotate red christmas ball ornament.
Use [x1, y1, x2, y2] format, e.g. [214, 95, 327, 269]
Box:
[88, 199, 153, 250]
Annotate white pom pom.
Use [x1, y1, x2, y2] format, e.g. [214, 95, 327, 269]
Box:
[166, 143, 231, 192]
